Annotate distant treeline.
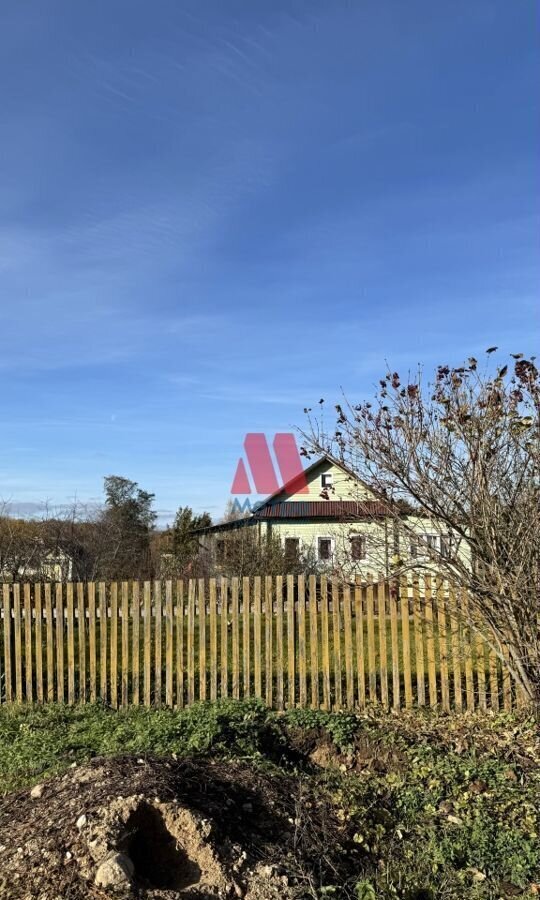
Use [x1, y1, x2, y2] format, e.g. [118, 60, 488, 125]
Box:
[0, 476, 316, 582]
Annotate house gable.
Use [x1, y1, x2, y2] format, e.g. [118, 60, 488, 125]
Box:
[264, 456, 377, 506]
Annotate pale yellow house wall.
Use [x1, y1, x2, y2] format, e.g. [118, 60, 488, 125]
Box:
[265, 516, 470, 575]
[400, 516, 471, 570]
[266, 519, 391, 576]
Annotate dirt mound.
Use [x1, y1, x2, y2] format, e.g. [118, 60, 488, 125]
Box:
[0, 756, 354, 900]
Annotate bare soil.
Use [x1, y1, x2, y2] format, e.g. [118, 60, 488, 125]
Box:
[0, 754, 354, 900]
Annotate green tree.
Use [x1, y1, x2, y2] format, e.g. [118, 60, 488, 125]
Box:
[99, 475, 157, 579]
[169, 506, 212, 575]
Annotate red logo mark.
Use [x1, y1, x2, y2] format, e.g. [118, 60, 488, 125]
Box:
[231, 433, 308, 495]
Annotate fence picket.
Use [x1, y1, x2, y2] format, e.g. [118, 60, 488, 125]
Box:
[55, 584, 64, 703]
[45, 583, 54, 701]
[35, 583, 44, 703]
[221, 577, 229, 698]
[242, 577, 250, 699]
[24, 583, 34, 703]
[448, 582, 462, 712]
[332, 578, 342, 710]
[132, 581, 140, 706]
[461, 588, 475, 711]
[286, 575, 295, 707]
[210, 578, 218, 701]
[154, 581, 162, 707]
[502, 644, 512, 712]
[377, 578, 388, 708]
[99, 582, 107, 702]
[232, 577, 240, 701]
[276, 575, 284, 710]
[489, 646, 499, 712]
[354, 577, 366, 709]
[199, 578, 207, 701]
[254, 576, 262, 700]
[297, 575, 307, 708]
[110, 583, 118, 709]
[413, 576, 425, 706]
[320, 575, 331, 711]
[143, 581, 152, 706]
[176, 581, 184, 708]
[343, 583, 354, 709]
[188, 579, 196, 704]
[3, 584, 12, 702]
[389, 580, 400, 709]
[66, 583, 75, 704]
[475, 630, 487, 711]
[309, 574, 319, 710]
[265, 576, 274, 707]
[366, 576, 377, 703]
[12, 584, 22, 703]
[88, 582, 97, 702]
[424, 576, 437, 707]
[436, 578, 450, 713]
[401, 576, 413, 709]
[121, 581, 130, 708]
[165, 580, 173, 707]
[76, 583, 85, 704]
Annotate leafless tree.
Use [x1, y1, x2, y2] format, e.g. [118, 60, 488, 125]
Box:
[305, 351, 540, 707]
[0, 502, 83, 581]
[191, 526, 320, 580]
[0, 476, 158, 582]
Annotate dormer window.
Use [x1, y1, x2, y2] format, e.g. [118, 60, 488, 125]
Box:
[321, 473, 333, 489]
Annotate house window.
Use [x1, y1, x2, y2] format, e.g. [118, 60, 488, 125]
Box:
[350, 535, 366, 561]
[284, 537, 300, 561]
[318, 537, 333, 561]
[440, 534, 453, 559]
[216, 540, 226, 563]
[321, 472, 333, 489]
[411, 534, 453, 559]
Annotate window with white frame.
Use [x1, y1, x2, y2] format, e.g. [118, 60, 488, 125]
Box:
[284, 537, 300, 561]
[320, 472, 333, 489]
[318, 537, 333, 561]
[410, 533, 453, 559]
[439, 534, 454, 559]
[350, 534, 367, 561]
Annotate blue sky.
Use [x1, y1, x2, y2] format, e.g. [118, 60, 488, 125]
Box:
[0, 1, 538, 523]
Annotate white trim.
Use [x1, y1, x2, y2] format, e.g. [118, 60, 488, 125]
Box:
[410, 532, 453, 560]
[320, 472, 333, 489]
[317, 534, 334, 561]
[283, 536, 300, 555]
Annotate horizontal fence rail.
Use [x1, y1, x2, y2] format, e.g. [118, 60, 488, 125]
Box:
[0, 575, 526, 712]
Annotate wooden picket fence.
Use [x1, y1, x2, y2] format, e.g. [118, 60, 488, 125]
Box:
[0, 575, 525, 712]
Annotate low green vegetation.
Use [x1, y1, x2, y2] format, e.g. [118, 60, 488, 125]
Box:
[0, 700, 538, 898]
